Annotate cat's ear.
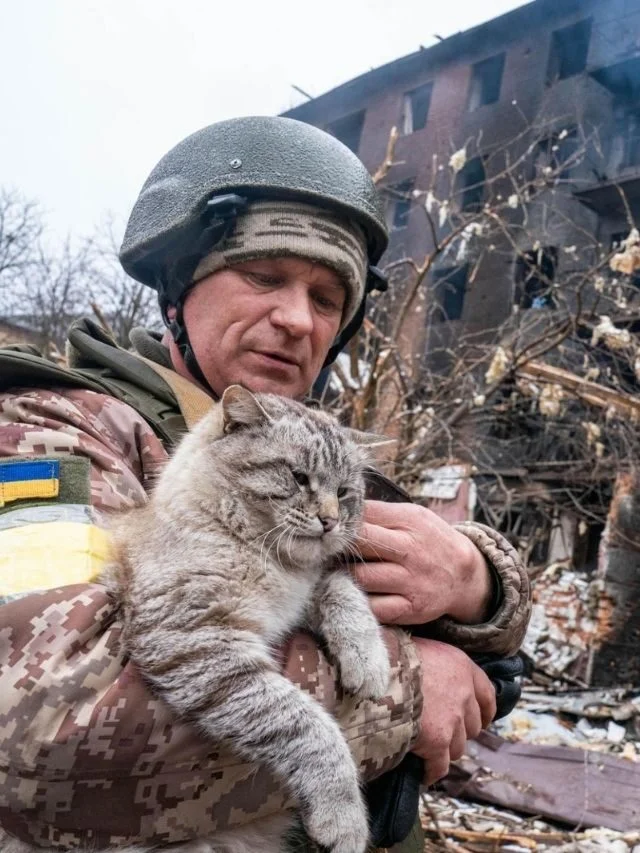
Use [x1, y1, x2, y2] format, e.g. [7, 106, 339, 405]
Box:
[346, 428, 397, 449]
[221, 385, 272, 433]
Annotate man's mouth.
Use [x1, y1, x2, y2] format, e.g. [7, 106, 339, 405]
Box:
[255, 351, 300, 367]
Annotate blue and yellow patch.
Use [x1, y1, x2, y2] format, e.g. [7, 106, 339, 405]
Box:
[0, 457, 108, 597]
[0, 459, 60, 507]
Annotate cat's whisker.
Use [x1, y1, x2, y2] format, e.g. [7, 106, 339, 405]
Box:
[261, 518, 291, 569]
[274, 523, 291, 571]
[257, 520, 289, 577]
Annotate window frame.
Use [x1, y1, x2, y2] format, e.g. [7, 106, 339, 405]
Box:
[402, 82, 434, 135]
[467, 53, 506, 112]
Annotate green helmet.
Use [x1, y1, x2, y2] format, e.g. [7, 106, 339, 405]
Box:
[119, 115, 389, 378]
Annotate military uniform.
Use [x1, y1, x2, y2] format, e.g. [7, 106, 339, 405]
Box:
[0, 319, 531, 851]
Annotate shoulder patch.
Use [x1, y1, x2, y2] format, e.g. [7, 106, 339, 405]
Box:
[0, 459, 60, 507]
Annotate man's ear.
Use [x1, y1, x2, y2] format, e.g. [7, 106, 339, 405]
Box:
[221, 385, 272, 433]
[345, 428, 396, 449]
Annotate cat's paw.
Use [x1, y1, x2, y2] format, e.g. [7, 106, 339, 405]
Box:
[305, 797, 369, 853]
[338, 631, 391, 701]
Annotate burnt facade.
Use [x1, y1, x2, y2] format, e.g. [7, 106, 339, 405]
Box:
[285, 0, 640, 686]
[284, 0, 640, 341]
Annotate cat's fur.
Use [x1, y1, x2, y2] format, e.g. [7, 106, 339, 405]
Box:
[17, 386, 389, 853]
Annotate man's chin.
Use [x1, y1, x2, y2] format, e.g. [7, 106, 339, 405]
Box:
[229, 373, 311, 400]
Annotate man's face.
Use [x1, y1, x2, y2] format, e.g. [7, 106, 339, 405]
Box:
[180, 257, 346, 399]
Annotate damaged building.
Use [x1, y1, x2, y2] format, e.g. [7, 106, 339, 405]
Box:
[285, 0, 640, 690]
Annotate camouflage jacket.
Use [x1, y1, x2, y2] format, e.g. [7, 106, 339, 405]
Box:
[0, 320, 530, 848]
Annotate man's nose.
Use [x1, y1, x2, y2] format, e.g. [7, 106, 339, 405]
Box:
[270, 285, 314, 336]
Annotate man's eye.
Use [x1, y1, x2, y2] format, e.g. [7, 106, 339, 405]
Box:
[314, 293, 341, 311]
[249, 273, 280, 286]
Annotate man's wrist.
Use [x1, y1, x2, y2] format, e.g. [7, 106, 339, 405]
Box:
[446, 534, 494, 624]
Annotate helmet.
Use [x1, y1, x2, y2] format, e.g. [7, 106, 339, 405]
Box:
[120, 115, 388, 294]
[119, 116, 389, 380]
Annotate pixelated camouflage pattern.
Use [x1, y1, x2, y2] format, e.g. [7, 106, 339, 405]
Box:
[0, 378, 528, 848]
[0, 387, 167, 513]
[0, 584, 420, 848]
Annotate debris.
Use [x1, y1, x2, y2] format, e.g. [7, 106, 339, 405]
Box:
[421, 790, 640, 852]
[441, 731, 640, 831]
[517, 360, 640, 420]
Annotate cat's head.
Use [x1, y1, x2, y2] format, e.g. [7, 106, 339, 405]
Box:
[178, 385, 390, 568]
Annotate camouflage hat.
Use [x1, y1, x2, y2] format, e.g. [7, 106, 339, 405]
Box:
[191, 201, 368, 334]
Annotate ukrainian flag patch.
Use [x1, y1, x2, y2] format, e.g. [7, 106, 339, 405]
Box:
[0, 459, 60, 507]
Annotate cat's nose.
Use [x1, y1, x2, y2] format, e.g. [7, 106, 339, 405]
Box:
[319, 515, 338, 533]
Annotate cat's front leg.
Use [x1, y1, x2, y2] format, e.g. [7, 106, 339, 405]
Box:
[313, 569, 391, 701]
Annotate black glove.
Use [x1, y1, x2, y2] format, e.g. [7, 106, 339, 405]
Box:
[365, 653, 525, 847]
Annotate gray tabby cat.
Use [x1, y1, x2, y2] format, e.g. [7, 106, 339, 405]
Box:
[103, 386, 389, 853]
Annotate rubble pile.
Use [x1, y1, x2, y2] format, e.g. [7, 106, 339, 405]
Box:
[421, 551, 640, 848]
[421, 791, 640, 853]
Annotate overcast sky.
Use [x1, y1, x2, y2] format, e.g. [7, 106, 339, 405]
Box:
[0, 0, 526, 244]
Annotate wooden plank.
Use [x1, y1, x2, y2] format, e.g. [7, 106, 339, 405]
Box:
[518, 360, 640, 418]
[442, 732, 640, 831]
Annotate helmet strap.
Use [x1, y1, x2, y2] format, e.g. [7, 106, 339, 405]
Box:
[161, 290, 219, 398]
[322, 264, 388, 367]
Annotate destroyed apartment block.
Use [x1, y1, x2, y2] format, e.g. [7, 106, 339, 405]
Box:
[417, 349, 640, 689]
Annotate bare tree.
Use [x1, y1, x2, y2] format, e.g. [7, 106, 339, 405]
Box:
[322, 114, 640, 563]
[85, 216, 161, 346]
[0, 189, 43, 297]
[0, 198, 162, 353]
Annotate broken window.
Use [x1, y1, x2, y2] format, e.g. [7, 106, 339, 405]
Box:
[402, 82, 433, 134]
[326, 110, 365, 154]
[468, 53, 505, 111]
[458, 157, 486, 212]
[515, 247, 558, 309]
[573, 521, 605, 574]
[431, 265, 468, 322]
[387, 179, 415, 230]
[535, 128, 580, 181]
[546, 19, 592, 84]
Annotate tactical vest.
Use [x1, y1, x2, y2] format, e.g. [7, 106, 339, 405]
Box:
[0, 318, 190, 450]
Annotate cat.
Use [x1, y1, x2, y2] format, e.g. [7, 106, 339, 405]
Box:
[35, 385, 390, 853]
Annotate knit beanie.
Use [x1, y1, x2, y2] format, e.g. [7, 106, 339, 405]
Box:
[192, 201, 368, 333]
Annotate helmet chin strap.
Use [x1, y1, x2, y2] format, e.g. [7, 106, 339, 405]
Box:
[160, 291, 220, 398]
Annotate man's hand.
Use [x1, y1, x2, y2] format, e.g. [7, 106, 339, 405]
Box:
[350, 500, 493, 626]
[411, 638, 496, 785]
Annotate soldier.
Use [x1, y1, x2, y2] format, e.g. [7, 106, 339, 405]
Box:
[0, 116, 530, 852]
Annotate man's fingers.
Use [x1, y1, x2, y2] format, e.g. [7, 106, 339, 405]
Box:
[356, 521, 407, 562]
[474, 668, 498, 728]
[367, 593, 414, 624]
[423, 752, 450, 787]
[464, 702, 483, 743]
[364, 499, 412, 525]
[448, 726, 468, 763]
[350, 561, 407, 594]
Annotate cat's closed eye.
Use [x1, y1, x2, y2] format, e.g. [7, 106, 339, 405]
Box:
[337, 486, 348, 498]
[292, 470, 309, 487]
